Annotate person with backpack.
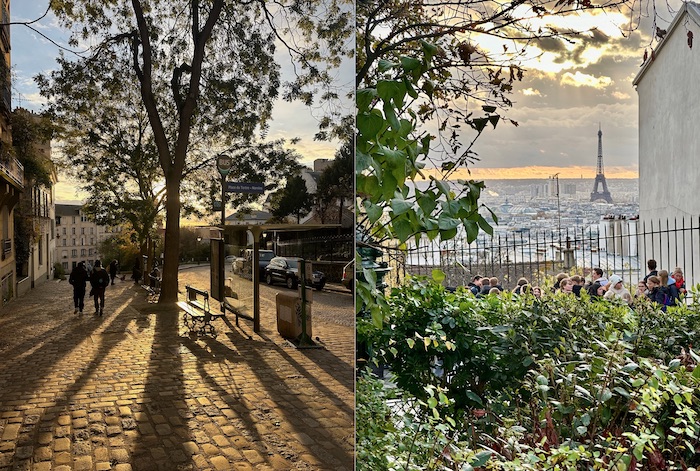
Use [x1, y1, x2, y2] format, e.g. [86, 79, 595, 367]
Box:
[90, 260, 109, 316]
[68, 261, 89, 314]
[658, 270, 679, 306]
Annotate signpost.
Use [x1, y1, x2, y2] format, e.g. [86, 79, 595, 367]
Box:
[225, 182, 264, 194]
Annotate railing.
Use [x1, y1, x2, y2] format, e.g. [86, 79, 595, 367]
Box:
[0, 156, 24, 189]
[275, 233, 353, 262]
[381, 216, 700, 291]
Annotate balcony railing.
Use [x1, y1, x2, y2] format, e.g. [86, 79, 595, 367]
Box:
[0, 156, 24, 189]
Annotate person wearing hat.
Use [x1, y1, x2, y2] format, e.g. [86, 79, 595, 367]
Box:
[603, 274, 632, 306]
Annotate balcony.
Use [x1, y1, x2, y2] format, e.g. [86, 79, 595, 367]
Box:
[0, 155, 23, 189]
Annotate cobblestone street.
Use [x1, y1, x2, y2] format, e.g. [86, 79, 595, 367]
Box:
[0, 268, 354, 471]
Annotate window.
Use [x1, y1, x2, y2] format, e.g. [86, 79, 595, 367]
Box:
[90, 238, 94, 245]
[63, 239, 66, 246]
[57, 216, 62, 225]
[90, 228, 94, 235]
[81, 227, 85, 235]
[72, 239, 76, 246]
[62, 262, 68, 271]
[80, 249, 86, 256]
[89, 249, 93, 256]
[81, 238, 84, 246]
[71, 249, 77, 257]
[62, 227, 66, 235]
[72, 227, 76, 235]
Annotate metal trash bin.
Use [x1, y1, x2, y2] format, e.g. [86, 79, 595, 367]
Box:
[276, 293, 312, 339]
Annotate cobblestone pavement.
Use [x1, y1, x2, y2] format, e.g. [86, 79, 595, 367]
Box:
[0, 268, 354, 471]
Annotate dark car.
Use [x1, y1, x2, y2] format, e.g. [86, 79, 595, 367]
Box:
[265, 257, 326, 290]
[236, 249, 276, 279]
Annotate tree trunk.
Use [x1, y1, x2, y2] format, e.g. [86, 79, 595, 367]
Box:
[158, 174, 181, 303]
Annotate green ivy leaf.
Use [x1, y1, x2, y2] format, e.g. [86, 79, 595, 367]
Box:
[378, 59, 397, 72]
[400, 56, 422, 72]
[471, 451, 491, 468]
[390, 197, 412, 216]
[357, 112, 384, 138]
[431, 269, 445, 283]
[364, 201, 383, 224]
[356, 88, 377, 112]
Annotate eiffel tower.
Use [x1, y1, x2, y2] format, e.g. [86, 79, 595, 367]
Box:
[590, 125, 613, 203]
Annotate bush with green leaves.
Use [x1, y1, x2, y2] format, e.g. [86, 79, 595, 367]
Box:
[357, 273, 700, 470]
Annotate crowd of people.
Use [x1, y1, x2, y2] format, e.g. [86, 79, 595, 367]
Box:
[462, 259, 687, 309]
[67, 259, 120, 316]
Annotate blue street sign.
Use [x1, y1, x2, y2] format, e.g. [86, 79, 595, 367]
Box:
[226, 182, 265, 194]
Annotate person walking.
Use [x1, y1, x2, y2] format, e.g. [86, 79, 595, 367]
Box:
[68, 261, 89, 314]
[90, 260, 109, 316]
[109, 259, 119, 285]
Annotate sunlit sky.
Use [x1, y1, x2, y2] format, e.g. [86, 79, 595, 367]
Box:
[10, 3, 353, 204]
[12, 1, 684, 199]
[418, 1, 682, 180]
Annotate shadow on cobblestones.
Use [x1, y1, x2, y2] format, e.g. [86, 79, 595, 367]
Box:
[0, 273, 354, 470]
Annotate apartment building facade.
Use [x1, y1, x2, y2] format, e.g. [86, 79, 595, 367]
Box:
[55, 204, 121, 272]
[0, 0, 25, 304]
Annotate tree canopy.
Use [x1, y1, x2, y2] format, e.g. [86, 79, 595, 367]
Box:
[40, 0, 353, 302]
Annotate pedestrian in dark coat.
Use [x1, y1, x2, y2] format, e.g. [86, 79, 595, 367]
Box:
[90, 260, 109, 316]
[109, 260, 119, 285]
[69, 261, 89, 314]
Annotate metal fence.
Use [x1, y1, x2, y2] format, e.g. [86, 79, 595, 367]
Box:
[275, 233, 353, 263]
[380, 216, 700, 291]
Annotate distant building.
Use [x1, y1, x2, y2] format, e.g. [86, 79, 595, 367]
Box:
[55, 204, 121, 271]
[313, 159, 331, 173]
[634, 2, 700, 282]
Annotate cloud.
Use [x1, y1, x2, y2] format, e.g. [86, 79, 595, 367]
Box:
[560, 71, 613, 89]
[521, 88, 542, 96]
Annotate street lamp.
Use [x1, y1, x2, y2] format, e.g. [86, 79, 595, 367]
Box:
[216, 154, 233, 229]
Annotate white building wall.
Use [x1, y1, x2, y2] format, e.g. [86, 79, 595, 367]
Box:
[635, 4, 700, 285]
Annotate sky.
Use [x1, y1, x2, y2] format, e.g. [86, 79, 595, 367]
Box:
[412, 1, 683, 180]
[10, 1, 684, 198]
[10, 3, 353, 204]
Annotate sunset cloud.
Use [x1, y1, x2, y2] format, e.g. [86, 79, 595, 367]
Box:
[560, 71, 613, 89]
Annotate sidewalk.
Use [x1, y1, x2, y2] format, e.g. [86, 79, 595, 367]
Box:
[0, 275, 354, 471]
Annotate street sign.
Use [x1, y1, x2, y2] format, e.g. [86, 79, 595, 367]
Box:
[216, 154, 233, 176]
[226, 182, 265, 194]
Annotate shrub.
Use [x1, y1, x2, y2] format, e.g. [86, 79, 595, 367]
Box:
[53, 262, 65, 280]
[359, 273, 700, 469]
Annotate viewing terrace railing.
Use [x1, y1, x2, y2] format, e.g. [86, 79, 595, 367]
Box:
[380, 216, 700, 291]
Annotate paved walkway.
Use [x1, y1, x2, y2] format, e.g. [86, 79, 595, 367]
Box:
[0, 275, 354, 471]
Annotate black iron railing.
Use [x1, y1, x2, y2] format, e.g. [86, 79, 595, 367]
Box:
[382, 216, 700, 291]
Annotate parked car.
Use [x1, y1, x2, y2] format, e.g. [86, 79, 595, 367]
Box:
[232, 249, 276, 279]
[265, 256, 326, 290]
[341, 260, 354, 292]
[251, 250, 276, 280]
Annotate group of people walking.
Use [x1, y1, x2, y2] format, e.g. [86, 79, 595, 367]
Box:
[464, 259, 687, 310]
[68, 259, 119, 315]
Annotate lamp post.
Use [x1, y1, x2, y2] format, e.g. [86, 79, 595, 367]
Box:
[216, 154, 233, 229]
